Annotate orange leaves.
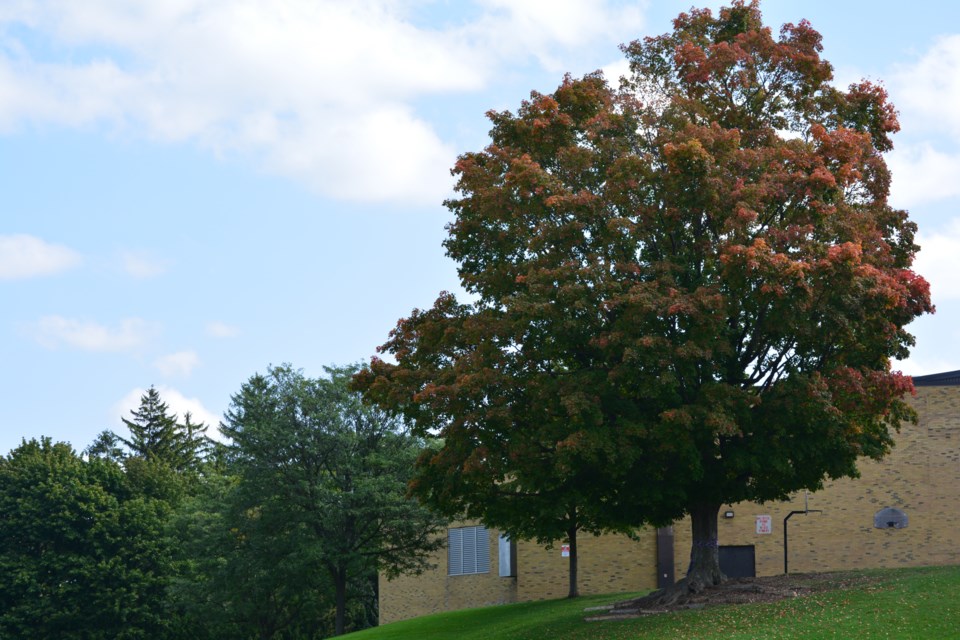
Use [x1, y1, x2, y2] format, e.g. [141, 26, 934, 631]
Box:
[664, 137, 712, 170]
[722, 237, 809, 280]
[733, 205, 758, 225]
[357, 2, 935, 551]
[810, 123, 873, 187]
[825, 241, 863, 265]
[675, 40, 711, 83]
[807, 166, 837, 190]
[840, 81, 900, 153]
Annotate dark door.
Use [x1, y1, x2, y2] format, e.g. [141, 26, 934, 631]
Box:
[719, 545, 756, 578]
[656, 527, 675, 588]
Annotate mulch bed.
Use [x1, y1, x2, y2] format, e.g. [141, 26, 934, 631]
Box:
[584, 572, 878, 621]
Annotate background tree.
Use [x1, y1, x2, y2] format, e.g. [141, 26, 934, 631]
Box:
[120, 386, 209, 473]
[219, 364, 444, 637]
[85, 429, 126, 463]
[355, 0, 932, 600]
[0, 438, 172, 639]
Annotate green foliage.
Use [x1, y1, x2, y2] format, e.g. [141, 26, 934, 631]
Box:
[344, 566, 960, 640]
[2, 370, 445, 639]
[354, 0, 933, 590]
[0, 438, 172, 639]
[118, 386, 210, 474]
[84, 429, 126, 463]
[187, 363, 445, 638]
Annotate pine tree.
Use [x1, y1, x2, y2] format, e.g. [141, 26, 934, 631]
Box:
[120, 387, 208, 473]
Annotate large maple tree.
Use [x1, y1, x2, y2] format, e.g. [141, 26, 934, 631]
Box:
[355, 1, 932, 596]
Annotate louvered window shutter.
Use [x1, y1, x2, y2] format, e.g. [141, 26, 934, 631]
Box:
[448, 527, 463, 575]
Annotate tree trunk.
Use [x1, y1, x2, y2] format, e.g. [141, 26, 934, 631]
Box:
[334, 566, 347, 636]
[369, 570, 380, 628]
[610, 504, 725, 610]
[685, 502, 724, 593]
[567, 525, 579, 598]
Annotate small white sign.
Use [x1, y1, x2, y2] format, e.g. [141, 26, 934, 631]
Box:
[561, 544, 570, 557]
[756, 515, 772, 535]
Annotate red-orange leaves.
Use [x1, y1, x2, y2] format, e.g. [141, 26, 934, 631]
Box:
[839, 81, 900, 153]
[358, 1, 934, 568]
[676, 40, 712, 84]
[779, 19, 832, 84]
[825, 241, 863, 265]
[807, 165, 837, 190]
[810, 124, 873, 187]
[663, 138, 714, 186]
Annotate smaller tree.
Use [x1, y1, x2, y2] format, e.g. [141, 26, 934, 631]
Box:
[406, 418, 644, 599]
[221, 364, 445, 637]
[84, 429, 126, 463]
[120, 386, 209, 473]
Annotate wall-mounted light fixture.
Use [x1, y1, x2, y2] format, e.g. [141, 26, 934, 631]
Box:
[723, 510, 735, 519]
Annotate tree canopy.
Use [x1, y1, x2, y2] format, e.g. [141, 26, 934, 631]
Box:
[354, 0, 933, 596]
[119, 386, 210, 473]
[220, 364, 444, 636]
[0, 439, 171, 639]
[1, 367, 444, 639]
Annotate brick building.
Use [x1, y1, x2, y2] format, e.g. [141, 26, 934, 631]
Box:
[379, 371, 960, 624]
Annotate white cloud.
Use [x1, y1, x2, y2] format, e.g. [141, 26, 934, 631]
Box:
[887, 143, 960, 208]
[913, 221, 960, 303]
[600, 58, 631, 87]
[154, 350, 200, 377]
[884, 35, 960, 209]
[261, 104, 456, 202]
[206, 321, 240, 338]
[121, 250, 169, 278]
[896, 352, 958, 378]
[0, 234, 81, 279]
[473, 0, 645, 71]
[113, 385, 221, 436]
[35, 316, 155, 351]
[892, 34, 960, 142]
[0, 0, 644, 204]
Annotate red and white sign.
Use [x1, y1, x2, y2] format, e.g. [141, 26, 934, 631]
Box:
[756, 515, 772, 534]
[561, 544, 570, 557]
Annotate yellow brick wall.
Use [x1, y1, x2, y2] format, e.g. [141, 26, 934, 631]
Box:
[515, 532, 658, 601]
[380, 384, 960, 624]
[379, 523, 517, 624]
[671, 384, 960, 576]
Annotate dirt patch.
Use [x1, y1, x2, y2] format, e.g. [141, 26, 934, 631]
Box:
[585, 572, 878, 621]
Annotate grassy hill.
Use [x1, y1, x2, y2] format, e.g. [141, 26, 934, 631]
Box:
[347, 565, 960, 640]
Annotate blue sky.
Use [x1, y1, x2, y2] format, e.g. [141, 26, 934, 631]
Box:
[3, 1, 959, 455]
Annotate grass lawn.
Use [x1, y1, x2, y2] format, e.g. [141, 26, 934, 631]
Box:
[347, 565, 960, 640]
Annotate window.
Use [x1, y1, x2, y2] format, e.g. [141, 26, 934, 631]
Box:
[448, 526, 490, 576]
[498, 533, 517, 577]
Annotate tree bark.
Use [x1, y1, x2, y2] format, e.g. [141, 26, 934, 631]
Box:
[334, 566, 347, 636]
[685, 502, 724, 593]
[567, 524, 579, 598]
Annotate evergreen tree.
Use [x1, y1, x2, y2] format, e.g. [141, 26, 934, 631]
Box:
[120, 387, 208, 473]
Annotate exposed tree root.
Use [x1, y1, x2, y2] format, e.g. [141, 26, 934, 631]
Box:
[613, 576, 718, 611]
[584, 571, 876, 622]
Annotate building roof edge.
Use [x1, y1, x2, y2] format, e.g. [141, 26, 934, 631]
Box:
[911, 369, 960, 386]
